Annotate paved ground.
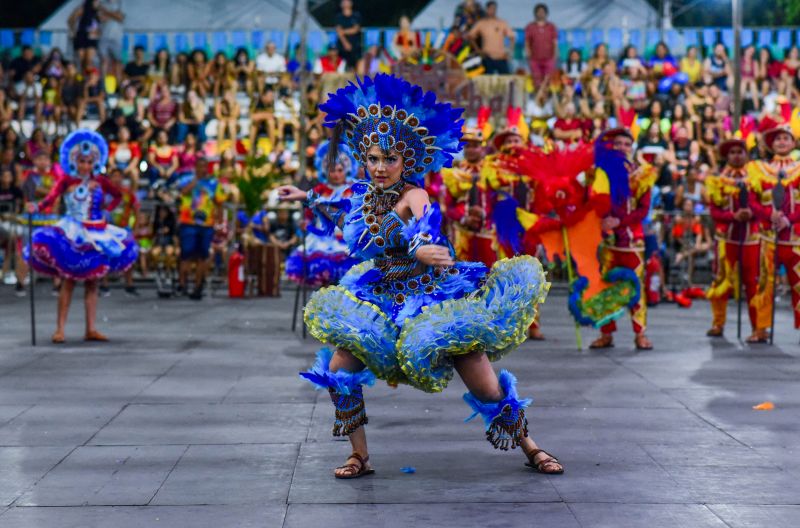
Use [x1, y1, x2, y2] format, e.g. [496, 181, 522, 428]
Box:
[0, 282, 798, 528]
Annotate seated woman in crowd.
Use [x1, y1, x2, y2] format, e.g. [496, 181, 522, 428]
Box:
[680, 46, 702, 85]
[249, 89, 277, 151]
[232, 48, 255, 95]
[177, 90, 207, 144]
[170, 52, 191, 93]
[208, 51, 233, 98]
[24, 128, 51, 166]
[147, 81, 178, 137]
[563, 48, 585, 84]
[215, 89, 240, 145]
[187, 49, 210, 97]
[108, 125, 141, 184]
[0, 89, 14, 132]
[176, 132, 201, 181]
[147, 129, 179, 187]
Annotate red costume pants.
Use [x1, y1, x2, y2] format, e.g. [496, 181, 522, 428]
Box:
[600, 246, 646, 335]
[761, 243, 800, 329]
[708, 240, 760, 331]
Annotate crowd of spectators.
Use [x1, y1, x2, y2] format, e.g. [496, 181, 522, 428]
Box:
[2, 0, 800, 300]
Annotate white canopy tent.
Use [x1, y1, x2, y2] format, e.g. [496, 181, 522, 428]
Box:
[413, 0, 659, 30]
[40, 0, 317, 32]
[38, 0, 321, 58]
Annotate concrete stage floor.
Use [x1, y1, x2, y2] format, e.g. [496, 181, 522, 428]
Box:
[0, 284, 798, 527]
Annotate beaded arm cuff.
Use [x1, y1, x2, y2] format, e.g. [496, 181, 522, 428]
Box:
[463, 370, 532, 451]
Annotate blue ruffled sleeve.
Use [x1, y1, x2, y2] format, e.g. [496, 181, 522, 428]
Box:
[304, 187, 354, 236]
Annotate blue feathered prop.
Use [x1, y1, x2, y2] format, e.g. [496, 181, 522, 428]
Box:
[491, 195, 524, 256]
[594, 137, 630, 207]
[402, 203, 445, 256]
[299, 347, 376, 394]
[319, 74, 464, 187]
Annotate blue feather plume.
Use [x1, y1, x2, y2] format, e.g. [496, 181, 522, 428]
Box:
[594, 137, 631, 206]
[401, 203, 445, 246]
[299, 348, 376, 394]
[491, 195, 524, 255]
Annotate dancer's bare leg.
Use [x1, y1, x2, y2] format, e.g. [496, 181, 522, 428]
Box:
[329, 348, 371, 477]
[54, 279, 75, 341]
[84, 280, 99, 334]
[454, 350, 562, 471]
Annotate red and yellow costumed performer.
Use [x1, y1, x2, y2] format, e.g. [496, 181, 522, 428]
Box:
[748, 126, 800, 336]
[589, 128, 657, 351]
[705, 139, 765, 341]
[440, 126, 498, 267]
[501, 141, 642, 348]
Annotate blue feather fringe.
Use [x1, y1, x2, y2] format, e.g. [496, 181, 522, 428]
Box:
[567, 266, 641, 327]
[299, 347, 376, 395]
[463, 370, 532, 426]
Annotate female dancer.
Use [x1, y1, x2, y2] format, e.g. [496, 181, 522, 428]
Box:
[277, 75, 562, 479]
[26, 130, 138, 343]
[285, 141, 360, 287]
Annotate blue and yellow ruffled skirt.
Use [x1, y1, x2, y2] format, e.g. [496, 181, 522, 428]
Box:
[304, 255, 549, 393]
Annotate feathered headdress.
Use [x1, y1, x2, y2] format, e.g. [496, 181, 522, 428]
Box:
[60, 129, 109, 176]
[319, 74, 464, 187]
[314, 140, 358, 183]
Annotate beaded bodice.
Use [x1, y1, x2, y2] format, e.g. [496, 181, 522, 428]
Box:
[64, 182, 105, 222]
[347, 180, 410, 258]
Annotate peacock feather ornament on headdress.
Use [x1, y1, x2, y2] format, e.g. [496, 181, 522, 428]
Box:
[319, 74, 464, 187]
[314, 140, 358, 184]
[59, 129, 109, 177]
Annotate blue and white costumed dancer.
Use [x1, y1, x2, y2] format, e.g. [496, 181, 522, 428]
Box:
[285, 141, 360, 287]
[26, 130, 138, 343]
[277, 74, 563, 479]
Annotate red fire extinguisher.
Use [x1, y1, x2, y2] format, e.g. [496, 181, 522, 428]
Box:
[228, 247, 245, 298]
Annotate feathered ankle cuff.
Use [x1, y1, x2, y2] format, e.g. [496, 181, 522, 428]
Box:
[463, 370, 532, 450]
[300, 348, 375, 436]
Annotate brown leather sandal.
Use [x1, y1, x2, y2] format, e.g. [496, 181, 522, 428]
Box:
[85, 330, 109, 342]
[334, 452, 375, 480]
[589, 334, 614, 349]
[634, 334, 653, 350]
[528, 327, 545, 341]
[51, 331, 65, 344]
[524, 448, 564, 475]
[706, 326, 724, 337]
[745, 331, 768, 344]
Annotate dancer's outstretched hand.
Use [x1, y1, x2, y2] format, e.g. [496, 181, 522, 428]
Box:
[276, 185, 307, 202]
[416, 245, 455, 267]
